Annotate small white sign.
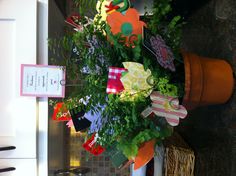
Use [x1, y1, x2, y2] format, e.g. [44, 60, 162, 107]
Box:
[20, 64, 65, 97]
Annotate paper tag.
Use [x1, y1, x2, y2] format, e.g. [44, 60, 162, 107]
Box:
[141, 106, 153, 118]
[20, 64, 65, 97]
[143, 27, 156, 56]
[105, 144, 129, 168]
[70, 107, 91, 132]
[82, 133, 105, 156]
[65, 14, 82, 30]
[71, 43, 80, 58]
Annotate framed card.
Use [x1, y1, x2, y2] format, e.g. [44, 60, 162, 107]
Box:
[20, 64, 65, 97]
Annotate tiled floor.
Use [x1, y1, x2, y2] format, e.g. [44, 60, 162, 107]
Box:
[69, 128, 130, 176]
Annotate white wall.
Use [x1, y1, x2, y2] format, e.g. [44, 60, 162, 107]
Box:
[37, 1, 48, 176]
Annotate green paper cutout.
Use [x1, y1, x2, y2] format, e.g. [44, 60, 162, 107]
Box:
[112, 0, 130, 13]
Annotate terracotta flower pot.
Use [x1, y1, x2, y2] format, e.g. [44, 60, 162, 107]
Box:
[182, 51, 234, 110]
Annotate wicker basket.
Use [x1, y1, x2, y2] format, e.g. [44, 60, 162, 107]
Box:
[164, 133, 195, 176]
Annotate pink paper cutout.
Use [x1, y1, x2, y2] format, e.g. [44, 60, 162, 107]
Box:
[66, 120, 74, 128]
[65, 14, 82, 30]
[82, 133, 105, 156]
[65, 14, 93, 32]
[147, 91, 187, 126]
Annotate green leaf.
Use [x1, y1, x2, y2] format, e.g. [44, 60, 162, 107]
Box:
[132, 105, 137, 122]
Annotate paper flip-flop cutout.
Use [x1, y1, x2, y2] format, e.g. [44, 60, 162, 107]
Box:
[52, 102, 71, 121]
[106, 67, 128, 94]
[70, 108, 91, 132]
[150, 91, 187, 126]
[82, 133, 105, 156]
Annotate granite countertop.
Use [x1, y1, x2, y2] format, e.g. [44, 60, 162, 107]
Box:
[177, 0, 236, 175]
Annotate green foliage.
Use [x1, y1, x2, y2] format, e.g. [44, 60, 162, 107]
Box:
[49, 0, 185, 158]
[117, 129, 159, 159]
[72, 0, 97, 16]
[147, 0, 184, 60]
[156, 77, 178, 97]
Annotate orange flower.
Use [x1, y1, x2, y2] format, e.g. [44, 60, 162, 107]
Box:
[106, 8, 146, 46]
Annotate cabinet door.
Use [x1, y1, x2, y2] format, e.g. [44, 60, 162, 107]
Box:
[0, 0, 37, 158]
[0, 159, 36, 176]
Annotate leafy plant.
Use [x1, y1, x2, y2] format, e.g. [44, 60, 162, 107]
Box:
[49, 0, 185, 159]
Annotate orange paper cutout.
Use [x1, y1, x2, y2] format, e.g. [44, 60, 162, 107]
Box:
[52, 102, 71, 121]
[106, 8, 146, 46]
[134, 139, 156, 170]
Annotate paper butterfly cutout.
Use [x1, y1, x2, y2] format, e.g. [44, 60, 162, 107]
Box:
[82, 133, 105, 156]
[142, 91, 187, 126]
[120, 62, 153, 97]
[106, 67, 128, 94]
[150, 35, 176, 72]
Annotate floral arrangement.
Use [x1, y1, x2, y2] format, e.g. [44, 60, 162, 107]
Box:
[50, 0, 188, 169]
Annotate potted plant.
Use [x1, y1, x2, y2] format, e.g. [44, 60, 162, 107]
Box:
[49, 0, 234, 173]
